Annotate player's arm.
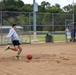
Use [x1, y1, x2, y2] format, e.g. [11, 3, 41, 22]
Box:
[6, 29, 14, 38]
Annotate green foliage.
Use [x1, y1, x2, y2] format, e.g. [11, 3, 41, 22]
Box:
[3, 14, 29, 25]
[41, 1, 51, 9]
[46, 4, 62, 13]
[63, 4, 73, 13]
[38, 5, 46, 12]
[0, 0, 76, 27]
[42, 13, 52, 25]
[21, 4, 33, 12]
[3, 17, 16, 25]
[0, 0, 75, 15]
[2, 0, 24, 11]
[0, 2, 5, 10]
[16, 14, 29, 25]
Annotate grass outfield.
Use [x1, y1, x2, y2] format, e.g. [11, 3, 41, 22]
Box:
[1, 34, 65, 44]
[21, 34, 66, 42]
[37, 35, 65, 41]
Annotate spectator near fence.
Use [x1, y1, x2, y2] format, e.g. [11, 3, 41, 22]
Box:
[71, 28, 76, 42]
[65, 27, 71, 42]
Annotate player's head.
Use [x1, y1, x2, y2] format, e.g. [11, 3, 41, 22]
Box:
[12, 24, 16, 29]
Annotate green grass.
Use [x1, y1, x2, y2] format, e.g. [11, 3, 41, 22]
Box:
[53, 35, 65, 41]
[21, 34, 66, 42]
[1, 34, 66, 45]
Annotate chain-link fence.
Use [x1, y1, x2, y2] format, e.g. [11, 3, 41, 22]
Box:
[0, 11, 73, 45]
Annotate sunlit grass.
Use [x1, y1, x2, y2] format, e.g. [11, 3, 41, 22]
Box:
[21, 34, 66, 42]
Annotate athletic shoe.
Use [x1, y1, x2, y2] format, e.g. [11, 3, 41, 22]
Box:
[4, 45, 10, 51]
[15, 56, 21, 60]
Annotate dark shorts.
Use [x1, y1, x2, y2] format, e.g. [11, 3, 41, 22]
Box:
[12, 40, 20, 46]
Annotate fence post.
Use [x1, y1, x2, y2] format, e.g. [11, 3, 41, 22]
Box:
[52, 13, 54, 42]
[1, 11, 2, 45]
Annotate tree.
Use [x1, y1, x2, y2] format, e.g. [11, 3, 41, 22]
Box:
[1, 0, 24, 11]
[63, 4, 73, 13]
[74, 3, 76, 22]
[21, 4, 33, 12]
[41, 1, 51, 9]
[38, 5, 46, 12]
[46, 3, 62, 13]
[0, 2, 5, 11]
[16, 14, 29, 25]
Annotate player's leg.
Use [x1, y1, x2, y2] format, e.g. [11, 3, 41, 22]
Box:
[10, 46, 22, 59]
[17, 45, 22, 56]
[5, 45, 10, 51]
[10, 46, 18, 51]
[15, 41, 22, 59]
[13, 45, 22, 59]
[5, 45, 18, 51]
[10, 40, 19, 51]
[5, 40, 22, 59]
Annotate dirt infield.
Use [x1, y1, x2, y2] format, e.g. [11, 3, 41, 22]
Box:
[0, 42, 76, 75]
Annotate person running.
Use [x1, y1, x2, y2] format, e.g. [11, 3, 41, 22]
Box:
[5, 24, 22, 59]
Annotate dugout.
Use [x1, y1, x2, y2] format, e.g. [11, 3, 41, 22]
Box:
[0, 26, 23, 45]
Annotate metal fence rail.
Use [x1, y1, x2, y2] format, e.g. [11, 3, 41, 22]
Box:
[0, 11, 73, 45]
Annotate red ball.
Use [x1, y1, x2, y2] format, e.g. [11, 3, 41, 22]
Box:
[27, 54, 33, 60]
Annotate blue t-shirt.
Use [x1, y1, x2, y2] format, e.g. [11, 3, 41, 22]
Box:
[72, 28, 76, 37]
